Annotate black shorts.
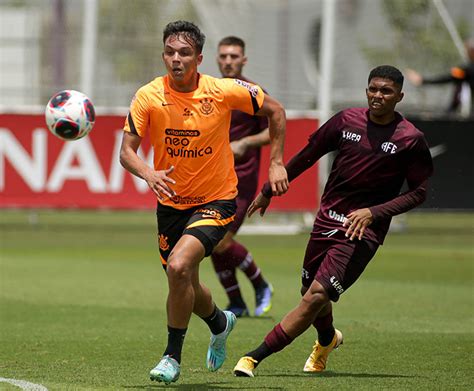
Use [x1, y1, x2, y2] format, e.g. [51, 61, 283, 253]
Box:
[301, 228, 379, 302]
[156, 199, 237, 269]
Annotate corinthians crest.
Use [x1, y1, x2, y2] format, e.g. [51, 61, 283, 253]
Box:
[199, 98, 214, 115]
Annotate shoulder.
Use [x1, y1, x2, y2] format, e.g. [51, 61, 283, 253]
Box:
[239, 76, 267, 93]
[325, 108, 366, 127]
[340, 107, 368, 121]
[396, 114, 429, 147]
[136, 77, 165, 100]
[397, 114, 424, 137]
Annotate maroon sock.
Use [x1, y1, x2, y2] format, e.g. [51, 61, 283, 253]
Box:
[231, 241, 265, 288]
[312, 312, 335, 346]
[211, 251, 242, 300]
[264, 323, 294, 353]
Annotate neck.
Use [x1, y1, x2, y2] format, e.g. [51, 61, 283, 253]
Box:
[168, 73, 199, 93]
[369, 112, 396, 125]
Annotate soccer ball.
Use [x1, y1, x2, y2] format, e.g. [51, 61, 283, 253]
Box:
[45, 90, 95, 141]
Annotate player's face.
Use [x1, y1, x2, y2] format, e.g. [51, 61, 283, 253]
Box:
[217, 45, 247, 78]
[162, 34, 202, 90]
[366, 77, 404, 124]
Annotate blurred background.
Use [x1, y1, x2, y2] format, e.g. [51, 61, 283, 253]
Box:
[0, 0, 473, 219]
[1, 3, 472, 389]
[1, 0, 473, 114]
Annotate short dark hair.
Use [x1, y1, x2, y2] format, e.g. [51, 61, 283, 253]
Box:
[368, 65, 404, 89]
[218, 36, 246, 54]
[163, 20, 206, 54]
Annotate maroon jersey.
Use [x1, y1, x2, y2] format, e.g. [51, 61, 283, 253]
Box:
[264, 108, 433, 244]
[230, 77, 268, 191]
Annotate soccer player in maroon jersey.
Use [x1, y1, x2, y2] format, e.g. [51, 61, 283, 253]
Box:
[233, 65, 434, 377]
[212, 36, 273, 318]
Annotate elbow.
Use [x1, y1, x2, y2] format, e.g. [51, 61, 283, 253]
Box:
[418, 188, 427, 205]
[276, 101, 286, 120]
[119, 148, 128, 169]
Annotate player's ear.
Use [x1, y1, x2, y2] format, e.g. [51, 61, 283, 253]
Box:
[242, 56, 248, 66]
[397, 91, 404, 103]
[197, 53, 203, 65]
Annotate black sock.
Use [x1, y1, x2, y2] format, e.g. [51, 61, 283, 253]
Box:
[245, 341, 272, 365]
[163, 326, 187, 364]
[229, 296, 246, 308]
[318, 326, 335, 347]
[201, 305, 227, 335]
[257, 281, 269, 291]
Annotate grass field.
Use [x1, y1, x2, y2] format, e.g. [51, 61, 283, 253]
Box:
[1, 210, 473, 390]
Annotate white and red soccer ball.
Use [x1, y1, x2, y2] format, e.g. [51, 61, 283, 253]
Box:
[45, 90, 95, 141]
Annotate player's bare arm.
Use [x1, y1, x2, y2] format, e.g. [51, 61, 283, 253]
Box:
[256, 94, 289, 196]
[119, 132, 176, 200]
[343, 208, 374, 241]
[247, 192, 271, 218]
[231, 128, 270, 160]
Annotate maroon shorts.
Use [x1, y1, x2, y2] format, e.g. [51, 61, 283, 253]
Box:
[301, 229, 379, 302]
[227, 175, 258, 233]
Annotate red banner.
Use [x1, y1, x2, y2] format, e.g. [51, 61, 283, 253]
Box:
[0, 113, 318, 211]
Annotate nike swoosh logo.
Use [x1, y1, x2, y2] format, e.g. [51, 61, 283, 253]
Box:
[322, 229, 339, 237]
[429, 144, 446, 158]
[162, 102, 174, 106]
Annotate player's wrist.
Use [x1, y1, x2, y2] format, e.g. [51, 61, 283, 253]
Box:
[261, 182, 273, 198]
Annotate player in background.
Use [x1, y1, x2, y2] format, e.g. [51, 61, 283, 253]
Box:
[212, 36, 273, 318]
[233, 65, 433, 377]
[119, 21, 288, 385]
[406, 38, 474, 117]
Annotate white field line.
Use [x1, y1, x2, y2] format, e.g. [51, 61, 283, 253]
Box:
[0, 378, 48, 391]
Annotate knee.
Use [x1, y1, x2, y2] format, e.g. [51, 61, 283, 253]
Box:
[167, 254, 192, 284]
[300, 286, 309, 297]
[213, 236, 233, 254]
[301, 284, 330, 314]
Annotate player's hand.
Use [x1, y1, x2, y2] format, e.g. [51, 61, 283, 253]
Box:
[230, 139, 248, 161]
[269, 162, 289, 196]
[144, 165, 176, 200]
[343, 208, 373, 241]
[405, 68, 423, 87]
[247, 192, 271, 217]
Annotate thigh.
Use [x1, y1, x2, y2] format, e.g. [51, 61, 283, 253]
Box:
[314, 239, 379, 302]
[156, 203, 194, 270]
[183, 199, 237, 257]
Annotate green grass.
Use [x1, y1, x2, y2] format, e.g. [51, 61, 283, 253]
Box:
[0, 210, 473, 390]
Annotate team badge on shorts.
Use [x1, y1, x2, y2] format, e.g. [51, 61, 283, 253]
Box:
[159, 234, 170, 251]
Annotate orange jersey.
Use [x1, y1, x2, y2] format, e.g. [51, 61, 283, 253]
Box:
[124, 74, 265, 209]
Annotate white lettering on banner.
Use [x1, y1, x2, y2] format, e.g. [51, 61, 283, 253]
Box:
[108, 130, 151, 193]
[46, 136, 107, 192]
[0, 128, 47, 191]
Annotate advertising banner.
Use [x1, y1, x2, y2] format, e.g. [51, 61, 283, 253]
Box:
[0, 113, 319, 211]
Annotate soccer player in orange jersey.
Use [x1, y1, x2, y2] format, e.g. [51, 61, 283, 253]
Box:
[211, 36, 273, 318]
[119, 21, 288, 385]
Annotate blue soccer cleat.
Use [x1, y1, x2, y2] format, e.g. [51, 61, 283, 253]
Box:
[255, 283, 273, 316]
[149, 355, 180, 385]
[226, 303, 249, 318]
[206, 310, 236, 371]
